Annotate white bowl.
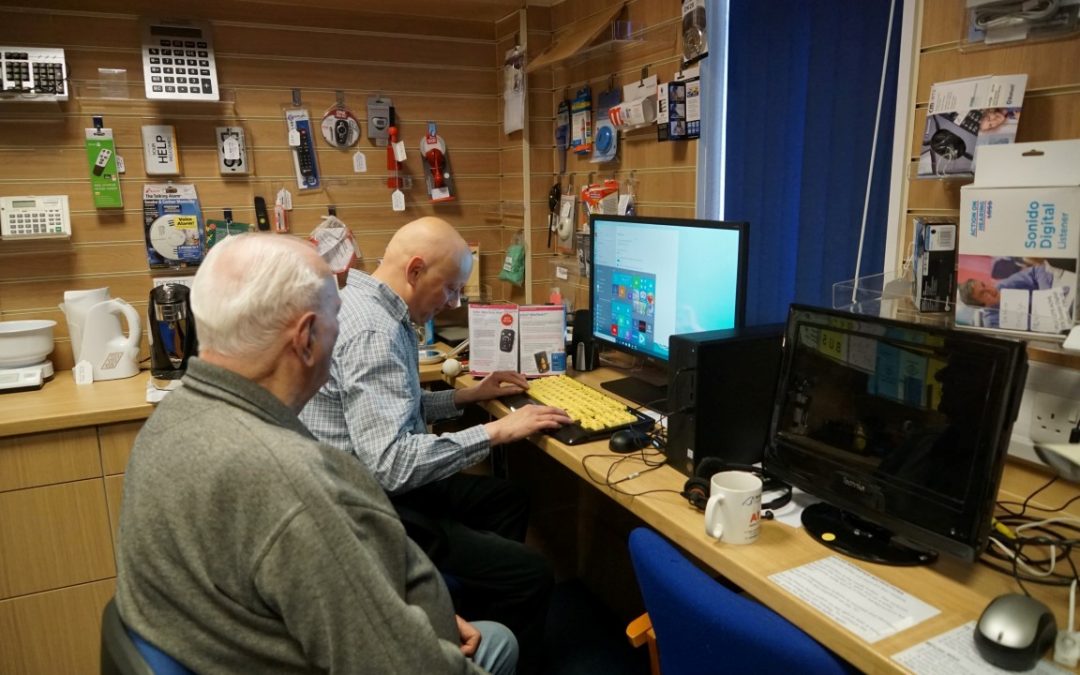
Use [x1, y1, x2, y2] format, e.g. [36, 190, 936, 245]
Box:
[0, 320, 57, 368]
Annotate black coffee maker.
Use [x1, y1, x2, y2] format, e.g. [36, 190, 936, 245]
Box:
[148, 283, 198, 388]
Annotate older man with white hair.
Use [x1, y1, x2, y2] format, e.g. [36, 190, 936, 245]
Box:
[116, 233, 517, 675]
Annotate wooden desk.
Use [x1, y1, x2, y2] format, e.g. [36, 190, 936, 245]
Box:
[453, 368, 1080, 674]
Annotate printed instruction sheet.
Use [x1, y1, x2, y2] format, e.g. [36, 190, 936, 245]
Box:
[892, 621, 1070, 674]
[769, 556, 940, 643]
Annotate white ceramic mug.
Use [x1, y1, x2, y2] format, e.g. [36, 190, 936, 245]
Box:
[704, 471, 763, 544]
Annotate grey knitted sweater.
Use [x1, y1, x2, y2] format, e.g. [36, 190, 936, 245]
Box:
[116, 357, 485, 674]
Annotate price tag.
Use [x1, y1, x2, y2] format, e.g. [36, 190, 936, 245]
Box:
[276, 187, 293, 210]
[353, 152, 367, 173]
[223, 136, 241, 160]
[115, 155, 126, 173]
[288, 129, 301, 146]
[555, 265, 569, 280]
[393, 140, 407, 162]
[392, 189, 405, 212]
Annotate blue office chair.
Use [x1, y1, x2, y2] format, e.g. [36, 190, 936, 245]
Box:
[628, 527, 854, 675]
[101, 598, 194, 675]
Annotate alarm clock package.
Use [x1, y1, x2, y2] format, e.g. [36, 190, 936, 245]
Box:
[142, 183, 205, 269]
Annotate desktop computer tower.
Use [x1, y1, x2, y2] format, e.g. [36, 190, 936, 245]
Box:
[666, 324, 785, 477]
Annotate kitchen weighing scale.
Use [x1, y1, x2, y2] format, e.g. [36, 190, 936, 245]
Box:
[0, 360, 53, 392]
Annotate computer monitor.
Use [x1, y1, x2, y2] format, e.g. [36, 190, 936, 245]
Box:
[589, 215, 748, 408]
[764, 305, 1028, 565]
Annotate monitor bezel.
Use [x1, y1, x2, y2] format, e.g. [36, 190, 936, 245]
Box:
[764, 304, 1028, 562]
[587, 214, 749, 365]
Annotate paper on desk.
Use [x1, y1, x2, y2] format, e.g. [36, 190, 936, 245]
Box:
[892, 621, 1070, 675]
[769, 556, 940, 643]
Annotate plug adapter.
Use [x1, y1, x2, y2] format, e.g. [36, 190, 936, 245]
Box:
[1054, 631, 1079, 668]
[1033, 443, 1080, 483]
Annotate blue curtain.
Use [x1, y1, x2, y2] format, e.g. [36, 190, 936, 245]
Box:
[719, 0, 903, 325]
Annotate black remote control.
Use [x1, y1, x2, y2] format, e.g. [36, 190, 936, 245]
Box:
[297, 127, 316, 184]
[254, 196, 270, 231]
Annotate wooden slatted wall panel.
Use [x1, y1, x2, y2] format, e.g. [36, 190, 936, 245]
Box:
[527, 0, 693, 311]
[895, 0, 1080, 365]
[494, 7, 552, 306]
[0, 4, 502, 369]
[897, 0, 1080, 276]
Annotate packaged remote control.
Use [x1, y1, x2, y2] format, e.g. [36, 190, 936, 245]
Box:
[284, 108, 320, 190]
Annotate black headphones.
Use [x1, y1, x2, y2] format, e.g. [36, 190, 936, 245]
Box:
[930, 129, 970, 160]
[681, 457, 792, 518]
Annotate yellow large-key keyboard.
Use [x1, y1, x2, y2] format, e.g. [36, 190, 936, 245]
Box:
[518, 374, 659, 449]
[527, 375, 638, 431]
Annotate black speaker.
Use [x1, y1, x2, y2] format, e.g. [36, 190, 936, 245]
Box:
[667, 324, 784, 477]
[570, 310, 598, 372]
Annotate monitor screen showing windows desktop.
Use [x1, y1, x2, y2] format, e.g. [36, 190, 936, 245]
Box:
[588, 215, 748, 408]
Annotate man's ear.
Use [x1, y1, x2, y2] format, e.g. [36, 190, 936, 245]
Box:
[405, 256, 426, 287]
[293, 312, 317, 364]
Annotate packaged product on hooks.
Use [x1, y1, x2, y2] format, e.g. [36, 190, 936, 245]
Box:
[309, 215, 359, 274]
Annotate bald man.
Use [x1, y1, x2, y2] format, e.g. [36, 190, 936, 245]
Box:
[301, 217, 568, 674]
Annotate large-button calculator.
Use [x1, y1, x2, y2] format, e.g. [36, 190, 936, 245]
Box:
[0, 195, 71, 239]
[0, 47, 68, 101]
[142, 19, 220, 101]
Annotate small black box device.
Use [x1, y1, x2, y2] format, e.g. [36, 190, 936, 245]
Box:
[914, 217, 957, 313]
[666, 324, 784, 477]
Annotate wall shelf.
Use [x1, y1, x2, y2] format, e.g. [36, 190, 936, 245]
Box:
[526, 3, 629, 73]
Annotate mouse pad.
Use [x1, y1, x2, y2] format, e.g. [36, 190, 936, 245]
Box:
[503, 393, 654, 445]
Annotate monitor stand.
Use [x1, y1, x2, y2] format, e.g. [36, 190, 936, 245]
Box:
[601, 366, 670, 413]
[801, 502, 938, 566]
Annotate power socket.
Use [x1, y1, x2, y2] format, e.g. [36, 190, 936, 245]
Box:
[1030, 391, 1080, 444]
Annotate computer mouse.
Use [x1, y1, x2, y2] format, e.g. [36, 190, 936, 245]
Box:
[974, 593, 1057, 671]
[609, 429, 651, 454]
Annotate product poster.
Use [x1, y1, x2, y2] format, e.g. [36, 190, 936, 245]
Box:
[468, 304, 519, 376]
[518, 305, 567, 377]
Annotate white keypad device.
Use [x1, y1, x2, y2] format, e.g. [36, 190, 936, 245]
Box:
[142, 19, 220, 101]
[0, 47, 68, 101]
[0, 195, 71, 239]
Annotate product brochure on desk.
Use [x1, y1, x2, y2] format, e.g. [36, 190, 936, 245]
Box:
[468, 304, 566, 377]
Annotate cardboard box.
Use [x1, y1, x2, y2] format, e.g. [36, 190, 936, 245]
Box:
[957, 140, 1080, 336]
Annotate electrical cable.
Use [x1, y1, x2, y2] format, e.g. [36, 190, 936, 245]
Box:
[996, 474, 1059, 517]
[581, 448, 681, 499]
[982, 479, 1080, 591]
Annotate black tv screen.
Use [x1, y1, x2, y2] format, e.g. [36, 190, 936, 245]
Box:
[764, 305, 1028, 563]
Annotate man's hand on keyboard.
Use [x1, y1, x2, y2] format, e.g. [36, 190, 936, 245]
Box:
[454, 370, 530, 407]
[484, 404, 573, 446]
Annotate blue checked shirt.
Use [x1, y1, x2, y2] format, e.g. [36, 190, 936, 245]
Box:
[300, 270, 490, 495]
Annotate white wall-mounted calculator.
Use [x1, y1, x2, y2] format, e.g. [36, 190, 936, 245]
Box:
[141, 18, 220, 102]
[0, 195, 71, 239]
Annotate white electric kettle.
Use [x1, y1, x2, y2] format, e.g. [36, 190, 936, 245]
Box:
[59, 289, 141, 381]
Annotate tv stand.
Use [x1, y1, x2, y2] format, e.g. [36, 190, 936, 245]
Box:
[801, 503, 938, 566]
[601, 375, 669, 413]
